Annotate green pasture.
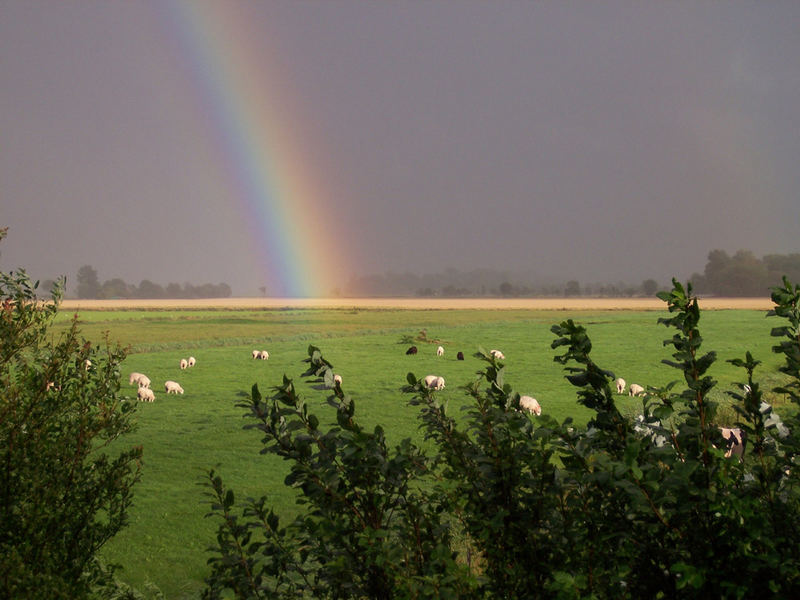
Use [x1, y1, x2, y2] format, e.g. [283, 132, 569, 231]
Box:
[71, 306, 787, 598]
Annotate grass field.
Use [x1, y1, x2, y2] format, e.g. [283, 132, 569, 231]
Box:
[59, 302, 786, 598]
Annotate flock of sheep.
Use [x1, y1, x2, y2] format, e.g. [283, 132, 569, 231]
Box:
[127, 344, 769, 461]
[408, 345, 542, 416]
[130, 356, 194, 402]
[613, 377, 645, 397]
[131, 349, 276, 403]
[410, 348, 754, 457]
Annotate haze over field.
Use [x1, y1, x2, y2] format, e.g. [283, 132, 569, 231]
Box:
[2, 1, 799, 296]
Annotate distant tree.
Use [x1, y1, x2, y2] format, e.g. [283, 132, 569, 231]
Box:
[499, 281, 514, 296]
[76, 265, 100, 299]
[166, 282, 183, 298]
[641, 278, 659, 296]
[700, 249, 771, 296]
[764, 253, 800, 285]
[725, 250, 770, 296]
[0, 230, 141, 596]
[703, 249, 731, 293]
[100, 278, 131, 299]
[194, 283, 215, 298]
[564, 280, 581, 296]
[136, 279, 165, 299]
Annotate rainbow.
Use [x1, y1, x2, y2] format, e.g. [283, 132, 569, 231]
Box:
[156, 1, 350, 297]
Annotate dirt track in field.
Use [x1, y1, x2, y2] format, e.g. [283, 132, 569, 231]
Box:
[60, 296, 774, 311]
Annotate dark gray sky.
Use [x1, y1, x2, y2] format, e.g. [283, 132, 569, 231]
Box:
[2, 1, 798, 296]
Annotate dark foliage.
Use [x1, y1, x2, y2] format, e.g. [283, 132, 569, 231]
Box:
[0, 230, 143, 597]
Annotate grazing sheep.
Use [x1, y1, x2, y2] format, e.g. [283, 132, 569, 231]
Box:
[333, 374, 343, 387]
[260, 350, 269, 360]
[84, 359, 92, 370]
[720, 427, 746, 459]
[519, 395, 541, 416]
[406, 346, 418, 355]
[137, 374, 151, 389]
[188, 356, 196, 367]
[129, 372, 145, 386]
[164, 380, 184, 394]
[180, 358, 188, 370]
[436, 345, 444, 357]
[423, 375, 445, 390]
[629, 383, 645, 397]
[137, 387, 155, 402]
[633, 415, 668, 447]
[489, 349, 505, 360]
[615, 377, 626, 394]
[457, 351, 464, 360]
[252, 350, 261, 359]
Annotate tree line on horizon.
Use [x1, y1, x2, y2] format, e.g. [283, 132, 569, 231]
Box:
[690, 249, 800, 297]
[33, 250, 800, 300]
[344, 250, 800, 298]
[343, 267, 663, 298]
[71, 265, 231, 300]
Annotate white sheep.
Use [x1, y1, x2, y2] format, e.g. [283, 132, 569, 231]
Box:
[628, 383, 645, 397]
[615, 377, 626, 394]
[490, 349, 505, 360]
[252, 350, 261, 359]
[84, 359, 92, 370]
[436, 345, 444, 357]
[164, 380, 184, 394]
[137, 387, 155, 402]
[180, 358, 188, 370]
[260, 350, 269, 360]
[129, 372, 151, 388]
[519, 395, 541, 416]
[720, 427, 746, 459]
[188, 356, 196, 367]
[423, 374, 445, 390]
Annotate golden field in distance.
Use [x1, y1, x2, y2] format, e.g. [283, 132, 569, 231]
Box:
[60, 296, 774, 311]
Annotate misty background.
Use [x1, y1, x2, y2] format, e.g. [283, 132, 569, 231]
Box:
[2, 1, 799, 297]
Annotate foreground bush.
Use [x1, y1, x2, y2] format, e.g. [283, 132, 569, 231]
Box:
[204, 278, 800, 599]
[0, 229, 142, 598]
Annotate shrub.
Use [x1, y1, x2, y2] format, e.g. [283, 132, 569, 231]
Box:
[0, 229, 142, 598]
[204, 278, 800, 598]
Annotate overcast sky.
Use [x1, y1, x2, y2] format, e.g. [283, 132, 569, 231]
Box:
[2, 1, 799, 296]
